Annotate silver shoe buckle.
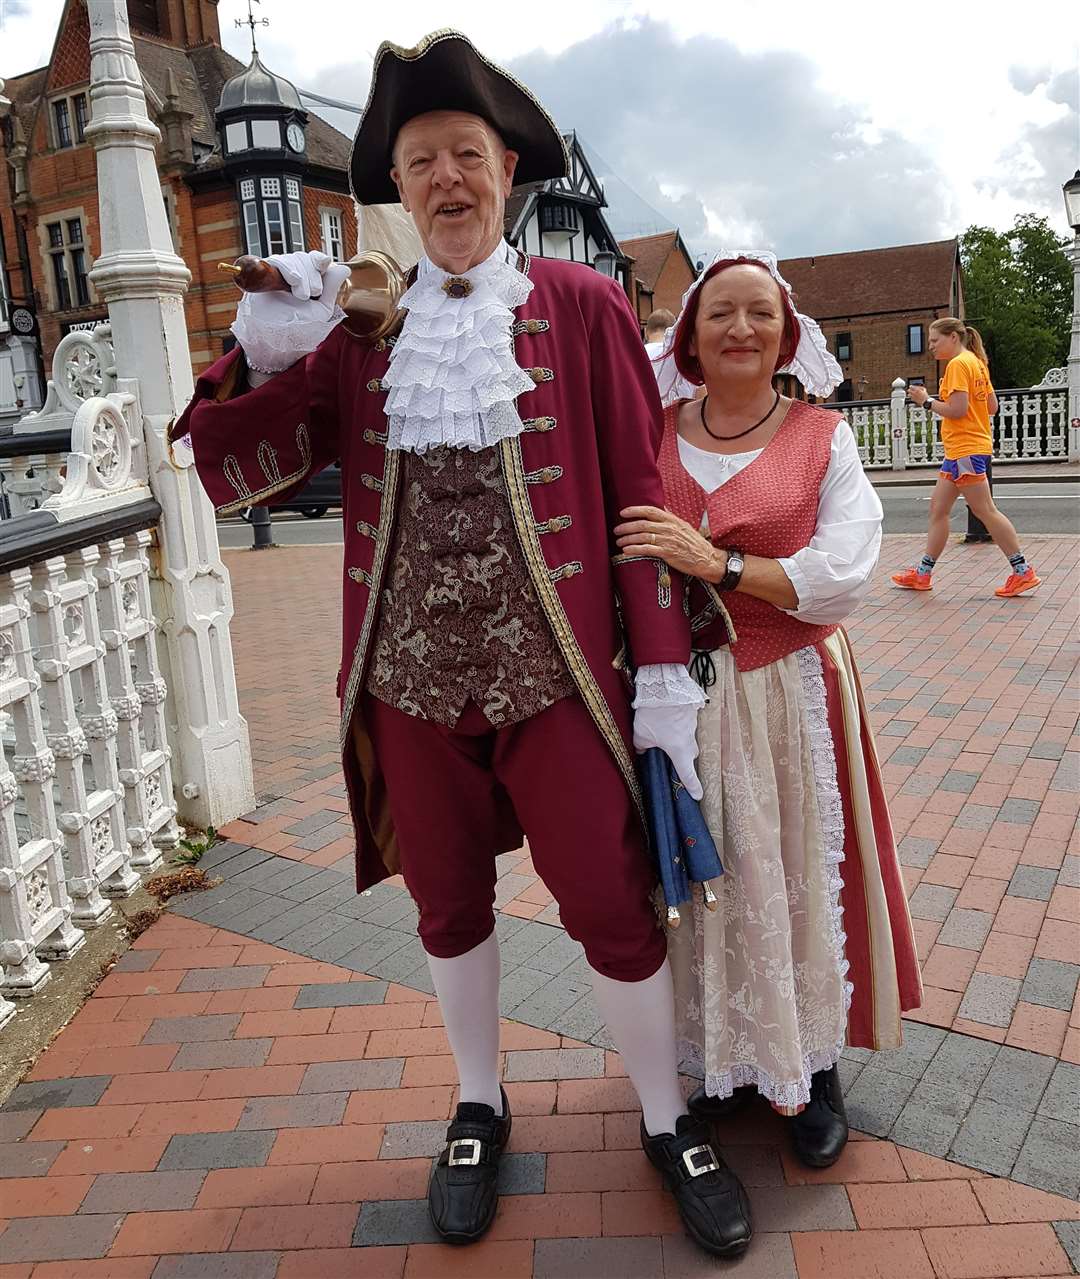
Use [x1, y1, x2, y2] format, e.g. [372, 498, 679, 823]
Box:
[682, 1144, 720, 1178]
[448, 1138, 483, 1167]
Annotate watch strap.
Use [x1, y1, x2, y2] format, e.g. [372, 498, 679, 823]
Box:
[717, 547, 744, 592]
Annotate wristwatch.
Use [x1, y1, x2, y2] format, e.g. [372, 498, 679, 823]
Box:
[923, 396, 936, 413]
[717, 547, 745, 592]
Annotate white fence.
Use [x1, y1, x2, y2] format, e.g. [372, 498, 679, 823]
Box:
[827, 370, 1076, 470]
[0, 325, 179, 1027]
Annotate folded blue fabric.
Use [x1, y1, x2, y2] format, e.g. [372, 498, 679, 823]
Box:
[637, 747, 723, 923]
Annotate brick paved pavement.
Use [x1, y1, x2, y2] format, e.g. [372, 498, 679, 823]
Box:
[1, 534, 1077, 1276]
[2, 912, 1077, 1277]
[224, 535, 1080, 1050]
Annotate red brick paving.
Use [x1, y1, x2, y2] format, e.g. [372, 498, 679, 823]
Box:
[0, 915, 1076, 1276]
[219, 536, 1080, 1059]
[3, 534, 1077, 1275]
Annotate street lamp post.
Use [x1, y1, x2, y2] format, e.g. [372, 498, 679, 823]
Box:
[1063, 170, 1080, 463]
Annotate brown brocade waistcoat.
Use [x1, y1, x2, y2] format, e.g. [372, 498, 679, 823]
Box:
[364, 445, 576, 727]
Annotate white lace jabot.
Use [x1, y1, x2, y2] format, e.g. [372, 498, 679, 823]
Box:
[383, 239, 536, 454]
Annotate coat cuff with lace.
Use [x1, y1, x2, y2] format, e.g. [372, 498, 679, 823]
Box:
[632, 662, 706, 709]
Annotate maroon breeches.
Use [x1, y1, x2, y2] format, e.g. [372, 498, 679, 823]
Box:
[363, 692, 666, 982]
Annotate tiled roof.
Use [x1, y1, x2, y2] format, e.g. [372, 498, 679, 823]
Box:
[778, 239, 958, 318]
[504, 182, 544, 237]
[619, 231, 681, 290]
[2, 66, 48, 138]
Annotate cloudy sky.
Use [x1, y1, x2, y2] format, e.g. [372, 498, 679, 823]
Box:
[3, 0, 1077, 262]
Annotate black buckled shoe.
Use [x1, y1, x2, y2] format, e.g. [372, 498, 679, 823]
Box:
[687, 1084, 755, 1121]
[790, 1065, 848, 1168]
[641, 1115, 752, 1258]
[428, 1089, 512, 1244]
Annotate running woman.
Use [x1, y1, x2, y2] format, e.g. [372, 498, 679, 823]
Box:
[892, 317, 1039, 598]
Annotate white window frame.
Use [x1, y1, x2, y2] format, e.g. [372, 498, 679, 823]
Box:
[319, 206, 344, 262]
[38, 208, 93, 311]
[287, 200, 305, 252]
[50, 90, 89, 149]
[263, 199, 286, 255]
[242, 202, 262, 255]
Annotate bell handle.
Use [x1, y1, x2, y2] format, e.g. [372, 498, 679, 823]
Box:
[217, 256, 288, 293]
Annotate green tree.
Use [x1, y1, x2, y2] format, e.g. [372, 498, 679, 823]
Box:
[959, 214, 1071, 388]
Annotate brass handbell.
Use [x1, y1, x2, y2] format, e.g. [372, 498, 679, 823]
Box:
[218, 251, 407, 343]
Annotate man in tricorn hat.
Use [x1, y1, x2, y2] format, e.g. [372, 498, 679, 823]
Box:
[174, 30, 752, 1257]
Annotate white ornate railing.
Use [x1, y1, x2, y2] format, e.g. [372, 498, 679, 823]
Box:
[0, 511, 180, 1025]
[827, 368, 1076, 469]
[0, 324, 120, 520]
[0, 325, 170, 1026]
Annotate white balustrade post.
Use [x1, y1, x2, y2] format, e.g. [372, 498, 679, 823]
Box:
[890, 378, 908, 471]
[0, 568, 83, 996]
[84, 0, 254, 828]
[1068, 234, 1080, 463]
[68, 545, 141, 898]
[94, 538, 162, 868]
[29, 556, 112, 927]
[127, 531, 180, 852]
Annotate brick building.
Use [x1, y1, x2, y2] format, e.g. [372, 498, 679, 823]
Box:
[779, 239, 964, 401]
[0, 0, 359, 425]
[619, 230, 698, 332]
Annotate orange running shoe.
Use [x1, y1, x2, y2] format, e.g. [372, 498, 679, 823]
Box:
[892, 567, 933, 591]
[994, 567, 1041, 598]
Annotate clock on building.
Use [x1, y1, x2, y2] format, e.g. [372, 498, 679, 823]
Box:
[286, 122, 305, 153]
[11, 307, 36, 335]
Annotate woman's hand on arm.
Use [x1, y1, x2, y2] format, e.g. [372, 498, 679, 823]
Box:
[615, 506, 799, 610]
[615, 506, 724, 580]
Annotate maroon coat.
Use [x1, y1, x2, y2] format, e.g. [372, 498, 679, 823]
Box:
[173, 255, 690, 889]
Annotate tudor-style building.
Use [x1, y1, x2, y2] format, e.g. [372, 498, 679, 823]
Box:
[504, 132, 630, 294]
[0, 0, 359, 426]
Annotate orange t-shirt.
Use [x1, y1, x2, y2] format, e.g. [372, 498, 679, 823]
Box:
[938, 350, 993, 459]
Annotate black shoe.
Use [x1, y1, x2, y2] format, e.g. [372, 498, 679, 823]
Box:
[641, 1115, 752, 1258]
[427, 1089, 512, 1244]
[790, 1065, 848, 1168]
[687, 1084, 754, 1121]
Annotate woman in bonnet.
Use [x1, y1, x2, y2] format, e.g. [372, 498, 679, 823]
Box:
[615, 254, 923, 1167]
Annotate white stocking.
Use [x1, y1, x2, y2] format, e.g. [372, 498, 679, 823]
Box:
[589, 959, 688, 1137]
[426, 930, 503, 1114]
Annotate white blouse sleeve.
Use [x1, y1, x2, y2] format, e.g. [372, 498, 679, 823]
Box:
[776, 421, 882, 626]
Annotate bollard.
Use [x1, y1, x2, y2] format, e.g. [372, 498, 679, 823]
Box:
[964, 457, 994, 542]
[250, 505, 274, 550]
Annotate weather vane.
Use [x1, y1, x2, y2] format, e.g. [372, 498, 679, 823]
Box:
[235, 0, 270, 57]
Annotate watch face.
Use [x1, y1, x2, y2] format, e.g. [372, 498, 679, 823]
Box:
[286, 123, 305, 152]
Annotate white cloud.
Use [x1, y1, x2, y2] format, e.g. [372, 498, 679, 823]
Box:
[3, 0, 1076, 244]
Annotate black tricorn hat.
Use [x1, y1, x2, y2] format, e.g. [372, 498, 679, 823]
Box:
[350, 29, 569, 206]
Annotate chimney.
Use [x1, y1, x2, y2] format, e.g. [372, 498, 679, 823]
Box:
[155, 0, 222, 48]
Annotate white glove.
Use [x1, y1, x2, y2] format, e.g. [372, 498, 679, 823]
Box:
[633, 703, 703, 800]
[632, 662, 705, 800]
[267, 250, 344, 301]
[230, 251, 351, 376]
